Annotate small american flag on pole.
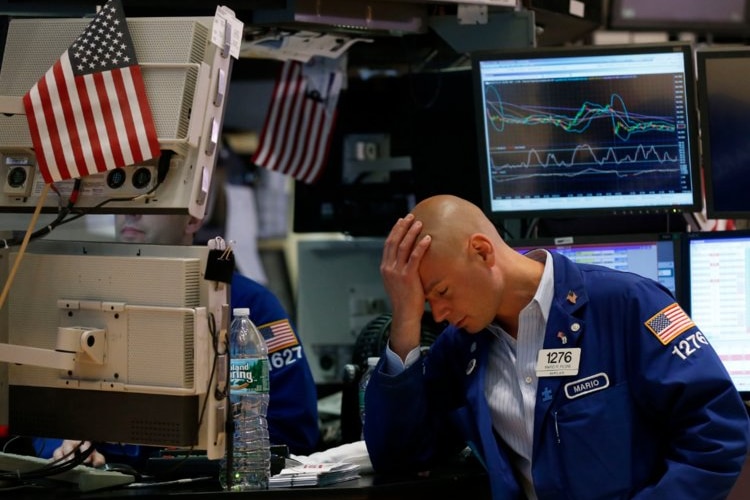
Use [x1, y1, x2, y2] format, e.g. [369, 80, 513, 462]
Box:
[645, 303, 696, 345]
[23, 0, 160, 184]
[259, 319, 299, 354]
[252, 57, 344, 184]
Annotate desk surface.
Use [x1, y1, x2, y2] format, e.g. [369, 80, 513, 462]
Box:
[6, 464, 491, 500]
[8, 452, 750, 499]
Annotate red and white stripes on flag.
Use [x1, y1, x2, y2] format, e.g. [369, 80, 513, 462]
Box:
[23, 0, 160, 184]
[645, 303, 696, 345]
[259, 319, 299, 354]
[252, 57, 344, 184]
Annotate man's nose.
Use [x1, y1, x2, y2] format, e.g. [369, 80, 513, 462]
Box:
[429, 300, 449, 324]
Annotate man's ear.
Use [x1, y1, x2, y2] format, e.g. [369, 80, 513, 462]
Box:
[469, 234, 495, 265]
[185, 216, 204, 237]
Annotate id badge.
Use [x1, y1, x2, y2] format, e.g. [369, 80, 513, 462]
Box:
[536, 348, 581, 377]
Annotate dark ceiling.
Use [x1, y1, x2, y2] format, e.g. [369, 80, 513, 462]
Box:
[0, 1, 605, 79]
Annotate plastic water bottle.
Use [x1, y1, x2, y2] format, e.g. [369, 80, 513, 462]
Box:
[358, 356, 379, 440]
[220, 307, 271, 491]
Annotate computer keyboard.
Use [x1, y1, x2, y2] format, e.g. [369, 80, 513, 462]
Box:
[0, 451, 135, 492]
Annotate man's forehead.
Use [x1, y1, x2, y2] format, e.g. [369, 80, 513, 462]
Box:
[419, 254, 447, 295]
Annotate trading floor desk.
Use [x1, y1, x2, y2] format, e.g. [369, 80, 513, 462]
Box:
[7, 452, 750, 498]
[8, 463, 491, 500]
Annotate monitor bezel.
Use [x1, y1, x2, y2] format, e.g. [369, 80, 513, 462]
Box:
[470, 42, 703, 225]
[695, 46, 750, 220]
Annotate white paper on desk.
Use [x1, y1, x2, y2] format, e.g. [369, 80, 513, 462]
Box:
[269, 462, 360, 488]
[293, 440, 373, 475]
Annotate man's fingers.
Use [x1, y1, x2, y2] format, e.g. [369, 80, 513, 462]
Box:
[382, 215, 414, 263]
[383, 216, 422, 269]
[52, 440, 101, 465]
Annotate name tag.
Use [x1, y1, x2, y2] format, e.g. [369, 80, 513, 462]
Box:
[536, 348, 581, 377]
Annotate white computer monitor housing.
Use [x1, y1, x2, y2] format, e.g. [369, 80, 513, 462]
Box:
[0, 15, 233, 218]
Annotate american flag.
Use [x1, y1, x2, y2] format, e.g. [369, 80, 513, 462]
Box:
[259, 319, 299, 353]
[645, 303, 695, 345]
[252, 57, 343, 184]
[23, 0, 160, 184]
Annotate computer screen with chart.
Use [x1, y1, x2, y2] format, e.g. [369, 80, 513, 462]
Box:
[683, 231, 750, 395]
[471, 42, 701, 223]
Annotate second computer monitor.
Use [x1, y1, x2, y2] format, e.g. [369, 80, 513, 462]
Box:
[510, 233, 681, 300]
[682, 230, 750, 395]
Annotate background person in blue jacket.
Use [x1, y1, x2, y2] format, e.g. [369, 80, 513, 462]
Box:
[33, 213, 320, 467]
[365, 194, 750, 500]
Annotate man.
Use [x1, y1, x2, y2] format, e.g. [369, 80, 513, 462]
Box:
[364, 194, 750, 499]
[34, 213, 320, 466]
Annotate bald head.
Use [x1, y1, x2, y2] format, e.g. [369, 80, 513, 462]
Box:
[411, 195, 502, 259]
[408, 195, 542, 335]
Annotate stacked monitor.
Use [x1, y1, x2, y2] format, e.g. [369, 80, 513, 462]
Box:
[695, 46, 750, 219]
[0, 13, 236, 458]
[1, 240, 227, 458]
[0, 15, 232, 218]
[510, 233, 681, 301]
[682, 231, 750, 395]
[471, 42, 702, 226]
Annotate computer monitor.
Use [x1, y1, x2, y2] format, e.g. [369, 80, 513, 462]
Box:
[0, 15, 233, 218]
[682, 230, 750, 395]
[471, 42, 702, 225]
[295, 237, 388, 383]
[608, 0, 749, 35]
[695, 46, 750, 219]
[510, 233, 681, 301]
[0, 240, 228, 458]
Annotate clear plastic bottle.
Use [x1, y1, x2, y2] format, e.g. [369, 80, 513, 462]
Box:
[358, 356, 379, 440]
[220, 307, 271, 491]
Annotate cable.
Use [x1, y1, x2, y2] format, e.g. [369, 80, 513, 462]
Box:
[1, 153, 170, 248]
[0, 441, 95, 483]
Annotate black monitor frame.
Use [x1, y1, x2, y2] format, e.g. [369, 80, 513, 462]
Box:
[471, 42, 702, 225]
[695, 46, 750, 219]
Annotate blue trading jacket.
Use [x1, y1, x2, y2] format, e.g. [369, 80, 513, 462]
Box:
[364, 252, 750, 500]
[34, 271, 319, 461]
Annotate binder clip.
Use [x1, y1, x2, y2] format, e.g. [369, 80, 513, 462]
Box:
[205, 237, 235, 284]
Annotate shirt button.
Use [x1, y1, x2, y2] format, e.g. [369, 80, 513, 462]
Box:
[525, 376, 532, 384]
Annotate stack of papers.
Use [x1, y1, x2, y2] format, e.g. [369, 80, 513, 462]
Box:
[269, 462, 360, 488]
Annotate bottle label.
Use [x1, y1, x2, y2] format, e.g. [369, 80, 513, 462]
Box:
[229, 358, 270, 394]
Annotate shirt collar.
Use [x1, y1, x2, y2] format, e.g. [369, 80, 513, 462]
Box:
[524, 248, 554, 323]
